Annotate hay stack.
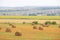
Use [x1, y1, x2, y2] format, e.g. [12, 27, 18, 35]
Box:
[59, 25, 60, 28]
[0, 27, 2, 30]
[33, 26, 37, 29]
[9, 23, 16, 28]
[5, 28, 11, 32]
[11, 25, 16, 28]
[38, 27, 43, 30]
[15, 32, 22, 36]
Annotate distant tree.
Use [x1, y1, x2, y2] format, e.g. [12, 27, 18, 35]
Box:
[32, 21, 38, 24]
[51, 21, 57, 25]
[3, 13, 6, 15]
[29, 13, 37, 16]
[45, 21, 51, 25]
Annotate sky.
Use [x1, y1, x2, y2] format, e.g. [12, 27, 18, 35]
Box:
[0, 0, 60, 7]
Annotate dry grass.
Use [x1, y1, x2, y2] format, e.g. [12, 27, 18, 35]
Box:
[0, 19, 60, 24]
[0, 23, 60, 40]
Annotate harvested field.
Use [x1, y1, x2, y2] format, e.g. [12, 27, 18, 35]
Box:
[0, 16, 60, 40]
[0, 23, 60, 40]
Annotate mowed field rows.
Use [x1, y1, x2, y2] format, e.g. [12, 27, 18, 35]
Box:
[0, 23, 60, 40]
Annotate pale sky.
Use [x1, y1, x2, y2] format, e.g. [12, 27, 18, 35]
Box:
[0, 0, 60, 7]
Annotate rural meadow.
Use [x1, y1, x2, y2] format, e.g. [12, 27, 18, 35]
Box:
[0, 16, 60, 40]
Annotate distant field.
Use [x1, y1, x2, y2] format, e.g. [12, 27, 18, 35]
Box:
[0, 16, 60, 20]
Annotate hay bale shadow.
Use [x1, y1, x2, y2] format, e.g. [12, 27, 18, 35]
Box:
[40, 24, 46, 27]
[40, 24, 49, 27]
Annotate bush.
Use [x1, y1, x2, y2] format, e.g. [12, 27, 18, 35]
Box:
[5, 28, 11, 32]
[51, 21, 57, 25]
[15, 32, 22, 36]
[45, 21, 51, 25]
[32, 21, 38, 24]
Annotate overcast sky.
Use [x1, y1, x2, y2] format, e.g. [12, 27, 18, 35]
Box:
[0, 0, 60, 7]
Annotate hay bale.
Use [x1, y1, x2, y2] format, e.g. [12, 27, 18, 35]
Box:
[38, 27, 43, 30]
[12, 25, 16, 28]
[33, 26, 37, 29]
[0, 27, 2, 30]
[9, 23, 16, 28]
[9, 23, 12, 26]
[59, 25, 60, 28]
[5, 28, 11, 32]
[15, 32, 22, 36]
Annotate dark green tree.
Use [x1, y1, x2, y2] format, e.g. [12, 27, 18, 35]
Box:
[51, 21, 57, 25]
[32, 21, 38, 24]
[45, 21, 51, 25]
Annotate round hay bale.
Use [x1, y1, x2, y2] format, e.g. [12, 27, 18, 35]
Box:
[9, 23, 16, 28]
[15, 32, 22, 36]
[0, 27, 2, 30]
[33, 26, 37, 29]
[5, 28, 11, 32]
[59, 25, 60, 28]
[38, 27, 43, 30]
[9, 23, 12, 26]
[12, 25, 16, 28]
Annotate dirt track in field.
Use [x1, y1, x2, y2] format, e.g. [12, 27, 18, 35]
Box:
[0, 19, 60, 24]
